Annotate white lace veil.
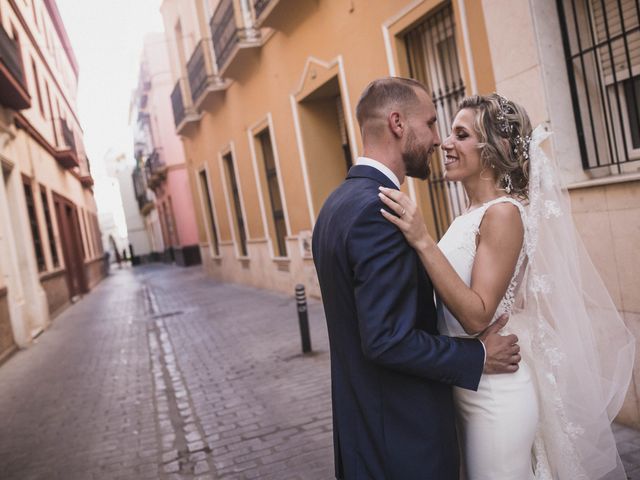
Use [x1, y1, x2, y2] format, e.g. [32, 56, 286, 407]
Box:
[510, 125, 635, 479]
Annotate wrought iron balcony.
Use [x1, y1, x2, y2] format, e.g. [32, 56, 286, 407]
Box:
[144, 149, 167, 190]
[132, 166, 154, 214]
[79, 155, 93, 187]
[0, 24, 30, 109]
[210, 0, 264, 75]
[187, 39, 230, 109]
[54, 118, 79, 169]
[170, 78, 200, 135]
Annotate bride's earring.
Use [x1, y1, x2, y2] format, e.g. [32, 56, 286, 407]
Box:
[503, 173, 513, 194]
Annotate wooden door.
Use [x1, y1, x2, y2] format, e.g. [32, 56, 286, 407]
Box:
[53, 194, 87, 299]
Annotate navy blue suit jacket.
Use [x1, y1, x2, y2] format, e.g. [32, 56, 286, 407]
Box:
[312, 165, 485, 480]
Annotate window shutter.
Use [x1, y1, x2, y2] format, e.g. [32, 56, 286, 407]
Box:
[592, 0, 640, 82]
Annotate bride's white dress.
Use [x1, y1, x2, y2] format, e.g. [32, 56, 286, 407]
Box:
[437, 196, 538, 480]
[431, 127, 633, 480]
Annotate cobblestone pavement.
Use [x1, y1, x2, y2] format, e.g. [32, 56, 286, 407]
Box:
[0, 264, 639, 479]
[0, 265, 333, 479]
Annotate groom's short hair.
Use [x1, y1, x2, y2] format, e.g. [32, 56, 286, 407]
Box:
[356, 77, 430, 130]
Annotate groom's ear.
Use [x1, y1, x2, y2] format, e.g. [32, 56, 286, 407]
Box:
[388, 111, 404, 138]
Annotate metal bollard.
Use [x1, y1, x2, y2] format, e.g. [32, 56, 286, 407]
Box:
[295, 284, 312, 354]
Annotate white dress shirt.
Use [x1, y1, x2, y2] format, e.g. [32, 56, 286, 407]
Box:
[355, 157, 401, 188]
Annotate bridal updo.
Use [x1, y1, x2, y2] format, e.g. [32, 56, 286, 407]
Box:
[457, 93, 533, 199]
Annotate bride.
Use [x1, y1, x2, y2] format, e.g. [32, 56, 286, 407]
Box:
[379, 93, 635, 479]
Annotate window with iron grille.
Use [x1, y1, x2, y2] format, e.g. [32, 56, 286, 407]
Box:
[40, 186, 59, 267]
[257, 128, 287, 257]
[557, 0, 640, 172]
[222, 152, 248, 257]
[199, 169, 220, 256]
[404, 1, 467, 239]
[23, 179, 46, 272]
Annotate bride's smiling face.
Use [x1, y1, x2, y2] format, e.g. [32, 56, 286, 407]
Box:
[441, 108, 494, 183]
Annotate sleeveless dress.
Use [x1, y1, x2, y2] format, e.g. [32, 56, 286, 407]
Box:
[437, 197, 539, 480]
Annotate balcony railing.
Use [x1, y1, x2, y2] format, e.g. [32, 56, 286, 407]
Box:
[145, 149, 167, 190]
[187, 39, 230, 109]
[187, 40, 209, 103]
[210, 0, 238, 72]
[54, 118, 79, 169]
[132, 166, 154, 214]
[171, 80, 186, 126]
[60, 118, 76, 151]
[170, 78, 200, 135]
[209, 0, 266, 76]
[0, 24, 30, 109]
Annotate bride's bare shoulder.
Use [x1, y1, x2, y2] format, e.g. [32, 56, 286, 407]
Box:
[479, 201, 524, 243]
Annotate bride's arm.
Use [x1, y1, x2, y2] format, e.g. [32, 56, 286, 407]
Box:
[379, 187, 523, 335]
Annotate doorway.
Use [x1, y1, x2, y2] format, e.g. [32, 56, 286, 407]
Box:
[53, 193, 87, 299]
[297, 75, 354, 216]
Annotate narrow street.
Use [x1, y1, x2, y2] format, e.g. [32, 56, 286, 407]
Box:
[0, 265, 333, 479]
[1, 265, 640, 479]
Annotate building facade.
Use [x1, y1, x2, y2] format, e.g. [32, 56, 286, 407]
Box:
[158, 0, 640, 426]
[0, 0, 105, 362]
[94, 150, 131, 262]
[130, 33, 201, 267]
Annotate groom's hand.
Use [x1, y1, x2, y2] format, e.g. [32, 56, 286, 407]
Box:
[479, 314, 520, 374]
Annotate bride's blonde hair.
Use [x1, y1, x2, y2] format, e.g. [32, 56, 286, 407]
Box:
[457, 93, 533, 199]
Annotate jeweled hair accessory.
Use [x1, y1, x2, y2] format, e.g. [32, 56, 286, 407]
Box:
[495, 93, 515, 135]
[514, 134, 531, 161]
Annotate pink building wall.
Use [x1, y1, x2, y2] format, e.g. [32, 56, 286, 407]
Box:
[143, 33, 199, 250]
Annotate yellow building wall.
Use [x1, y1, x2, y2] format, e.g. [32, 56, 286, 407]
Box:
[162, 0, 501, 296]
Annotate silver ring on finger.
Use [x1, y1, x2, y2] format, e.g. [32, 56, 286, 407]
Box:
[401, 208, 406, 216]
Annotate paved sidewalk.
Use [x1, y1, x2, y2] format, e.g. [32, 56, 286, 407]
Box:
[0, 264, 638, 479]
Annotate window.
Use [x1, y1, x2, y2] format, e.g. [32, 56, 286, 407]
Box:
[31, 58, 44, 115]
[404, 1, 467, 238]
[199, 169, 220, 256]
[23, 179, 45, 271]
[222, 152, 248, 256]
[557, 0, 640, 171]
[40, 186, 59, 267]
[44, 81, 56, 143]
[256, 129, 287, 257]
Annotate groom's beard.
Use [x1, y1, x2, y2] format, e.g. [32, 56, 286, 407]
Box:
[403, 130, 432, 180]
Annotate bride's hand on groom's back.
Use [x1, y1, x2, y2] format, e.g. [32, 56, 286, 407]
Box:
[479, 314, 521, 374]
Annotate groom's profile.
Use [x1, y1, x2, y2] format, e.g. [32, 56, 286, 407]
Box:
[312, 77, 519, 479]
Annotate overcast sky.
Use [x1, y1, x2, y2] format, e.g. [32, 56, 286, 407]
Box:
[55, 0, 164, 179]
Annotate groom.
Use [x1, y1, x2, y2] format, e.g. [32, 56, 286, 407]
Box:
[312, 77, 520, 479]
